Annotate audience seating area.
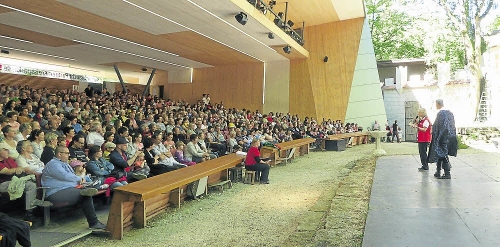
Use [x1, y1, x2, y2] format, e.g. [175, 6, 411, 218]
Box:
[107, 153, 245, 239]
[0, 84, 368, 243]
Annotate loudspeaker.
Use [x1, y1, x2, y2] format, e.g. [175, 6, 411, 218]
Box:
[325, 139, 346, 151]
[283, 45, 292, 54]
[235, 12, 248, 25]
[324, 56, 328, 62]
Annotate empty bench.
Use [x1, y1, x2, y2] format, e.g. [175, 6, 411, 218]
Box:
[260, 138, 315, 166]
[106, 153, 245, 240]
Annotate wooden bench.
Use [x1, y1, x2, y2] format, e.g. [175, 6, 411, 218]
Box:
[106, 153, 245, 240]
[260, 138, 315, 166]
[318, 132, 370, 151]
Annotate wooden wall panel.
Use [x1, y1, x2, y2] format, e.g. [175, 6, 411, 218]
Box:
[263, 60, 290, 114]
[0, 73, 78, 91]
[113, 83, 146, 95]
[289, 18, 364, 121]
[165, 63, 264, 111]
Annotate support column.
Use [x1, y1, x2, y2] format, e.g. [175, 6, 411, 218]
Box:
[113, 64, 127, 93]
[142, 68, 156, 97]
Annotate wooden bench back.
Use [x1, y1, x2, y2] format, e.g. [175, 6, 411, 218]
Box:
[277, 138, 315, 150]
[114, 153, 245, 201]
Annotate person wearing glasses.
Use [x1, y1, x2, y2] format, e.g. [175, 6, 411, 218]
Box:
[69, 135, 89, 162]
[41, 146, 106, 230]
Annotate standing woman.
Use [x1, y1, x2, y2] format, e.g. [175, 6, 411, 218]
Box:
[412, 108, 432, 171]
[244, 139, 270, 184]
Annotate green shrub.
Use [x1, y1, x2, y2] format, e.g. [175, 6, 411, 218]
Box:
[457, 135, 468, 149]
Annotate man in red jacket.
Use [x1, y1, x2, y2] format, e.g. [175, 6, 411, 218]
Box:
[411, 108, 432, 171]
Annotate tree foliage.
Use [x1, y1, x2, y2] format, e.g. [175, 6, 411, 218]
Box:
[492, 15, 500, 30]
[435, 0, 495, 119]
[367, 0, 496, 121]
[366, 0, 426, 61]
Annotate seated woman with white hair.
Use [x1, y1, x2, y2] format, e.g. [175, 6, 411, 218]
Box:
[15, 140, 45, 174]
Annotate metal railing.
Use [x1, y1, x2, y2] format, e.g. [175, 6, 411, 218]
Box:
[247, 0, 305, 46]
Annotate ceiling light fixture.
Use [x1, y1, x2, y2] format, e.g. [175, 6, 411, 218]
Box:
[73, 40, 189, 68]
[122, 0, 268, 61]
[283, 45, 292, 54]
[235, 12, 248, 25]
[0, 45, 76, 61]
[185, 0, 277, 53]
[268, 32, 275, 39]
[0, 35, 33, 44]
[0, 3, 179, 57]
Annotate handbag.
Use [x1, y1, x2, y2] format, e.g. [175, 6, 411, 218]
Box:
[109, 170, 126, 179]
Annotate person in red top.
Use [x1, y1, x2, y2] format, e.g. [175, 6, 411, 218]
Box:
[411, 108, 432, 171]
[0, 146, 43, 220]
[244, 139, 270, 184]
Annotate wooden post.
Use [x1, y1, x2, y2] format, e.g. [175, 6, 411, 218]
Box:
[133, 201, 146, 229]
[169, 189, 181, 208]
[107, 193, 127, 240]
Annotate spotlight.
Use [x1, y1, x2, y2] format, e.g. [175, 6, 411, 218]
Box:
[287, 20, 294, 28]
[235, 12, 248, 25]
[142, 67, 147, 71]
[0, 49, 9, 54]
[268, 32, 275, 39]
[269, 1, 276, 6]
[324, 56, 329, 62]
[283, 45, 292, 54]
[258, 4, 267, 14]
[274, 18, 284, 28]
[277, 12, 284, 18]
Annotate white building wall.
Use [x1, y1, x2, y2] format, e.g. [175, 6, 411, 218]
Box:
[384, 84, 482, 132]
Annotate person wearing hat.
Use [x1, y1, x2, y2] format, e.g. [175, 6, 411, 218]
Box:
[41, 146, 106, 230]
[69, 160, 108, 190]
[109, 136, 148, 181]
[103, 142, 116, 161]
[244, 138, 270, 184]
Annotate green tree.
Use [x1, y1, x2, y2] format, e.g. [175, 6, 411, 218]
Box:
[435, 0, 495, 120]
[366, 0, 426, 60]
[492, 15, 500, 30]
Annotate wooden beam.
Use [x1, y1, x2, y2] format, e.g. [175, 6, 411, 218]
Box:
[230, 0, 309, 58]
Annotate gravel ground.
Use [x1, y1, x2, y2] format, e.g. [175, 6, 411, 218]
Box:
[69, 142, 484, 247]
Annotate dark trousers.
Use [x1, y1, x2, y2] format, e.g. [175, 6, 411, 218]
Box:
[418, 142, 429, 169]
[436, 157, 451, 174]
[245, 163, 270, 183]
[0, 213, 31, 247]
[46, 187, 99, 226]
[392, 131, 400, 142]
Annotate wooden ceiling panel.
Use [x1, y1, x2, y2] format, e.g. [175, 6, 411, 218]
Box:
[157, 32, 259, 65]
[0, 0, 260, 65]
[271, 45, 308, 60]
[0, 23, 77, 47]
[0, 6, 13, 14]
[100, 62, 168, 74]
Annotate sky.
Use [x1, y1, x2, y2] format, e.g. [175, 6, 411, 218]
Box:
[391, 0, 500, 30]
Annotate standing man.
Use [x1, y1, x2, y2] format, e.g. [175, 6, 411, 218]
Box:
[428, 99, 458, 179]
[392, 120, 400, 143]
[412, 108, 432, 171]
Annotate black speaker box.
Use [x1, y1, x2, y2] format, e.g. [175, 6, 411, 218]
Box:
[325, 139, 346, 151]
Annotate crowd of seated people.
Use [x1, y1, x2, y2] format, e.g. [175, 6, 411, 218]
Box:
[0, 84, 361, 229]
